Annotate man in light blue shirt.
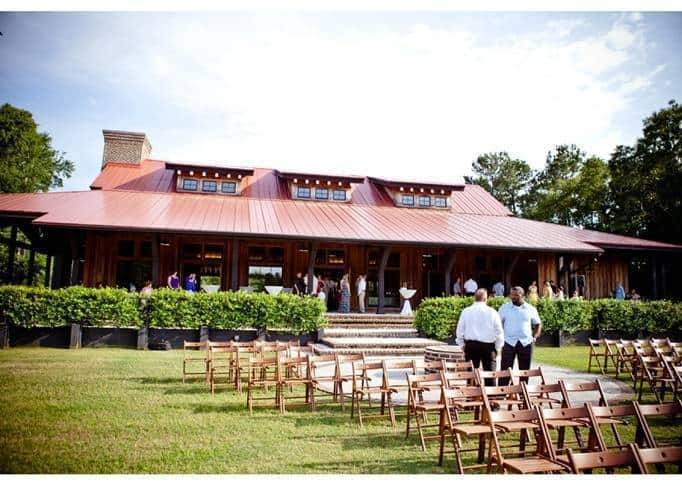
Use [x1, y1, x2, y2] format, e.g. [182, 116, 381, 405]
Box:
[614, 282, 625, 300]
[497, 286, 543, 386]
[492, 280, 505, 297]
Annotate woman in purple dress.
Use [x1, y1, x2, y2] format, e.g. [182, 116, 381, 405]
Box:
[167, 271, 180, 290]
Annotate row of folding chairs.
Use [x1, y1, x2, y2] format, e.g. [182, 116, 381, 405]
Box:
[589, 338, 682, 402]
[432, 367, 682, 473]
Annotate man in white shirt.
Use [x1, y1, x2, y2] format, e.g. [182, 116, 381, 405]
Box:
[356, 274, 367, 313]
[492, 280, 505, 297]
[455, 288, 504, 385]
[463, 277, 478, 296]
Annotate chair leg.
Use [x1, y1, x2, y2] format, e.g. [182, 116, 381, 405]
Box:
[416, 413, 427, 451]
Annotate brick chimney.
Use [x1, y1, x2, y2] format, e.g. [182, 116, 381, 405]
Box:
[102, 130, 152, 167]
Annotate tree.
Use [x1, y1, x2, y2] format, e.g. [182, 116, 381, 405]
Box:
[608, 100, 682, 243]
[464, 152, 533, 215]
[0, 103, 74, 193]
[522, 145, 611, 230]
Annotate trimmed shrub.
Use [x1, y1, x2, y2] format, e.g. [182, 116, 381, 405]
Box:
[414, 296, 681, 340]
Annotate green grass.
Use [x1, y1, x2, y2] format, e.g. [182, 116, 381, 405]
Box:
[0, 346, 680, 473]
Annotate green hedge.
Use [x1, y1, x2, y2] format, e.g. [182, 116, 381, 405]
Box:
[0, 285, 326, 334]
[414, 296, 682, 340]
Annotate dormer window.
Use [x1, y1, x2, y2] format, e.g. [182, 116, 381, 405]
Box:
[401, 194, 415, 206]
[297, 187, 311, 199]
[418, 195, 431, 207]
[221, 181, 236, 193]
[315, 188, 329, 200]
[333, 189, 346, 201]
[434, 196, 447, 208]
[202, 180, 217, 193]
[182, 179, 199, 191]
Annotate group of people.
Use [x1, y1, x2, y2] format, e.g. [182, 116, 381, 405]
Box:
[454, 276, 584, 302]
[165, 271, 199, 293]
[453, 277, 507, 298]
[292, 271, 367, 313]
[613, 281, 641, 301]
[455, 286, 542, 385]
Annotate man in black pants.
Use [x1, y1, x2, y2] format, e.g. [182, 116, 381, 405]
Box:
[455, 288, 504, 386]
[497, 286, 542, 386]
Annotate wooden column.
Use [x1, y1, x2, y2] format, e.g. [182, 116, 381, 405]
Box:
[69, 232, 80, 286]
[444, 251, 457, 296]
[376, 246, 391, 314]
[230, 239, 240, 290]
[27, 244, 36, 286]
[504, 254, 520, 294]
[5, 225, 17, 283]
[151, 233, 160, 287]
[652, 254, 659, 299]
[44, 253, 52, 288]
[307, 241, 319, 295]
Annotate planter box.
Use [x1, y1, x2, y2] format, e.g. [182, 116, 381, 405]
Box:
[209, 328, 258, 343]
[535, 332, 558, 347]
[558, 330, 591, 346]
[148, 328, 200, 349]
[82, 327, 139, 348]
[9, 325, 70, 348]
[266, 330, 317, 345]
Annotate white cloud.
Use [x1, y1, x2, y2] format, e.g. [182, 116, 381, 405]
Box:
[19, 13, 664, 183]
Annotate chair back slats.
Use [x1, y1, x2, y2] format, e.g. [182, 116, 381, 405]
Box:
[567, 443, 645, 473]
[635, 445, 682, 472]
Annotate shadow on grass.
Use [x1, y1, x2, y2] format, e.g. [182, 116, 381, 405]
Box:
[291, 457, 445, 474]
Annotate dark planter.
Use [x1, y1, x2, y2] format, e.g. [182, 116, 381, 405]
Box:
[9, 325, 70, 348]
[266, 330, 317, 344]
[148, 328, 200, 349]
[82, 327, 139, 348]
[209, 328, 258, 342]
[535, 331, 559, 347]
[0, 322, 9, 349]
[560, 330, 591, 346]
[599, 329, 624, 340]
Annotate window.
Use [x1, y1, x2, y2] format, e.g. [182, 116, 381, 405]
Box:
[248, 266, 283, 293]
[140, 241, 152, 258]
[297, 186, 311, 199]
[221, 181, 236, 193]
[182, 244, 202, 260]
[401, 194, 415, 206]
[327, 250, 345, 265]
[204, 244, 223, 260]
[418, 195, 431, 207]
[202, 180, 217, 192]
[117, 240, 135, 257]
[182, 179, 198, 191]
[333, 189, 346, 201]
[248, 246, 284, 264]
[315, 188, 329, 200]
[434, 197, 447, 208]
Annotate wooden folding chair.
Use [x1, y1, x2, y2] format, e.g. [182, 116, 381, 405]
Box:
[615, 340, 638, 380]
[588, 339, 610, 374]
[634, 400, 682, 448]
[659, 354, 682, 401]
[483, 383, 528, 411]
[405, 372, 443, 450]
[335, 353, 365, 402]
[350, 360, 392, 426]
[487, 406, 568, 474]
[309, 354, 347, 410]
[477, 368, 513, 387]
[638, 355, 675, 403]
[182, 340, 208, 383]
[539, 404, 605, 459]
[381, 359, 418, 427]
[588, 403, 650, 450]
[521, 382, 565, 409]
[511, 367, 562, 407]
[438, 385, 491, 473]
[560, 379, 610, 407]
[441, 370, 480, 389]
[566, 443, 645, 474]
[634, 444, 682, 474]
[246, 356, 281, 414]
[208, 344, 238, 395]
[278, 355, 314, 413]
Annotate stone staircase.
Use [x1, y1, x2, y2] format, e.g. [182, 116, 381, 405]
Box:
[314, 313, 444, 356]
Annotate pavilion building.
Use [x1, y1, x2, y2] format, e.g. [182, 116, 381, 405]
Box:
[1, 129, 680, 312]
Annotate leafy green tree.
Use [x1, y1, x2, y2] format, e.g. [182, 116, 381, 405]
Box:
[464, 152, 533, 215]
[0, 103, 74, 193]
[608, 100, 682, 243]
[522, 145, 611, 230]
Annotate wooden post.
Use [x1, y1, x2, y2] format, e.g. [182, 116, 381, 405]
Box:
[230, 239, 240, 290]
[137, 325, 148, 350]
[69, 323, 82, 349]
[69, 232, 80, 285]
[444, 251, 457, 296]
[44, 254, 52, 288]
[151, 233, 160, 287]
[5, 225, 17, 283]
[0, 320, 9, 349]
[307, 241, 319, 295]
[652, 254, 659, 299]
[27, 245, 36, 286]
[504, 254, 520, 294]
[376, 246, 391, 314]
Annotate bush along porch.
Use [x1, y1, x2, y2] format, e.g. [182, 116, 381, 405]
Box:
[0, 286, 326, 349]
[414, 296, 682, 346]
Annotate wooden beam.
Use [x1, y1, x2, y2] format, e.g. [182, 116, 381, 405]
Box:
[230, 239, 240, 290]
[504, 254, 520, 294]
[69, 232, 80, 285]
[151, 233, 160, 287]
[27, 245, 36, 286]
[376, 246, 391, 314]
[307, 241, 319, 295]
[444, 251, 457, 296]
[5, 225, 17, 283]
[44, 254, 52, 288]
[652, 254, 658, 299]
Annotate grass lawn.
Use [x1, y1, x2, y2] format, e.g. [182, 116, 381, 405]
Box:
[0, 345, 680, 473]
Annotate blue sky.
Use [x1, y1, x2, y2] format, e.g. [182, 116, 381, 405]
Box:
[1, 11, 680, 191]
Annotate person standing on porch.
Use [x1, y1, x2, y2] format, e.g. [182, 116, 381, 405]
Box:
[356, 274, 367, 313]
[455, 288, 504, 386]
[452, 277, 462, 296]
[614, 281, 625, 300]
[463, 276, 477, 296]
[339, 274, 351, 313]
[492, 280, 505, 297]
[293, 272, 306, 295]
[497, 286, 542, 386]
[527, 280, 539, 303]
[167, 271, 180, 290]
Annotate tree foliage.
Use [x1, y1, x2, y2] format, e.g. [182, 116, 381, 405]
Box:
[0, 103, 74, 193]
[464, 152, 532, 215]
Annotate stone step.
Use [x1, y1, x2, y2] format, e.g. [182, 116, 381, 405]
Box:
[319, 336, 442, 349]
[326, 321, 416, 328]
[325, 313, 413, 322]
[320, 327, 419, 338]
[313, 342, 429, 356]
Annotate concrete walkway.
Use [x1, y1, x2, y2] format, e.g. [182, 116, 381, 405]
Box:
[309, 355, 634, 406]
